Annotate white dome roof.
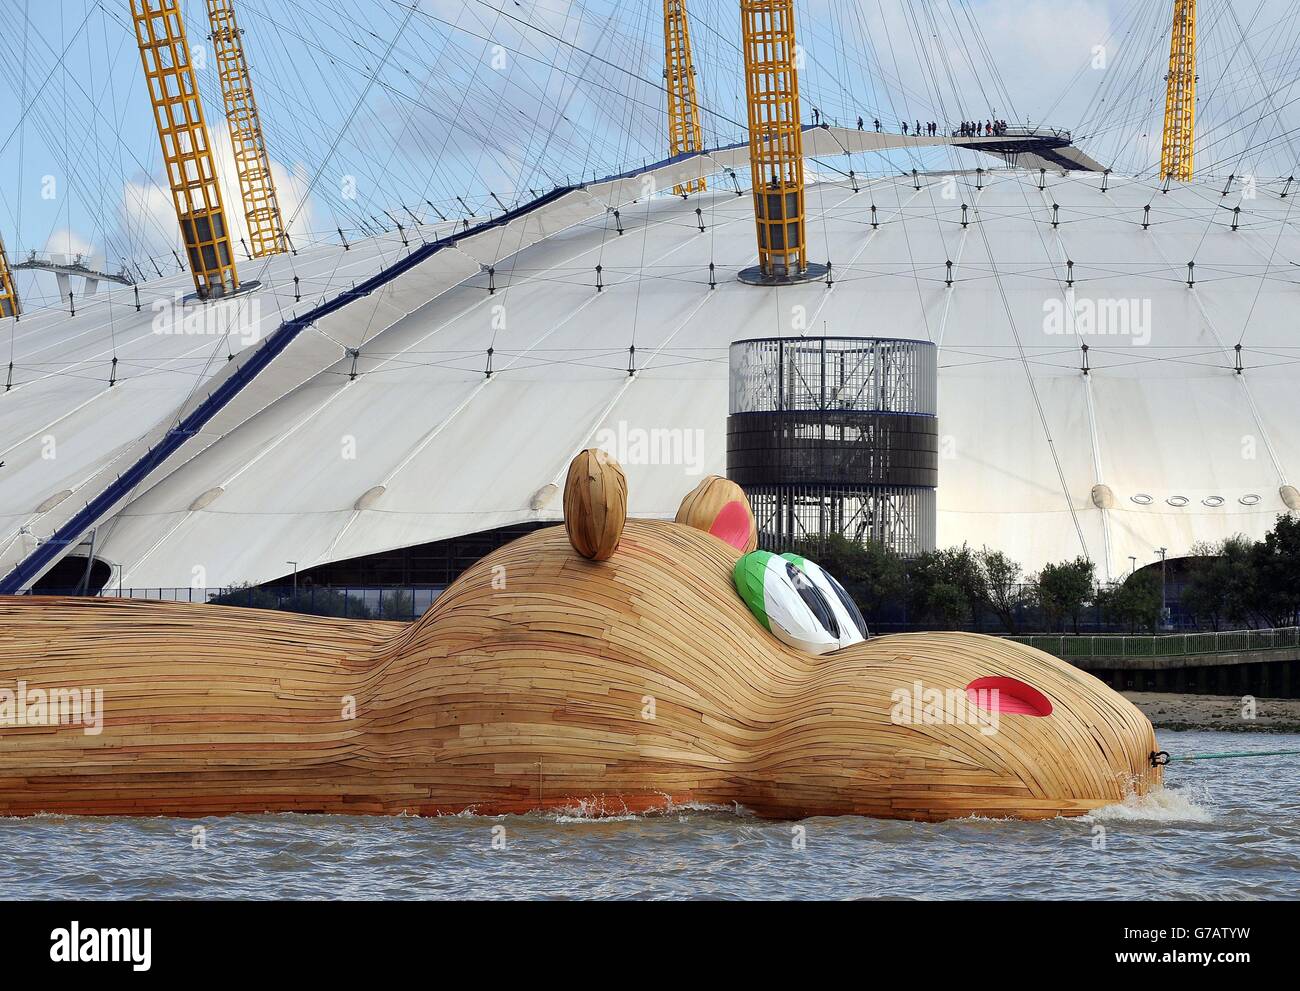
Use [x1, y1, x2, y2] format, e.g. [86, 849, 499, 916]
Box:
[3, 134, 1297, 588]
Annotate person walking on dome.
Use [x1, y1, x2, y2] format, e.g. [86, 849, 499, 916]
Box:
[812, 106, 821, 126]
[857, 116, 864, 131]
[902, 120, 909, 135]
[874, 118, 881, 132]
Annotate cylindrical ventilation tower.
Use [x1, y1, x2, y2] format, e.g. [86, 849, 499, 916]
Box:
[727, 337, 938, 556]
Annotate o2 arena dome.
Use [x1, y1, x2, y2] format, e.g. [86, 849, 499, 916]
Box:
[1, 0, 1297, 594]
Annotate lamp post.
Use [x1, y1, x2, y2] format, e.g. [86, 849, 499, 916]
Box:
[1156, 548, 1168, 627]
[287, 561, 298, 598]
[1128, 555, 1137, 576]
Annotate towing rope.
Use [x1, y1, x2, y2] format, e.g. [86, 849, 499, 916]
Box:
[1151, 749, 1300, 766]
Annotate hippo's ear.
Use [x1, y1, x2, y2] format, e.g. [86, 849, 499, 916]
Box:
[781, 553, 869, 647]
[564, 449, 627, 560]
[734, 552, 841, 656]
[676, 476, 758, 552]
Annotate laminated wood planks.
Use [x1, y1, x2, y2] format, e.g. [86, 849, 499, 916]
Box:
[0, 518, 1160, 820]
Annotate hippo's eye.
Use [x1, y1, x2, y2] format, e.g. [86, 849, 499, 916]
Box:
[733, 552, 841, 656]
[781, 554, 869, 648]
[784, 563, 840, 639]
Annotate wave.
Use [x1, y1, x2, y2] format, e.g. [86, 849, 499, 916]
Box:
[1085, 784, 1214, 824]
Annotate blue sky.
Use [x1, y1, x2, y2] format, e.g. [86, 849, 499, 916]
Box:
[3, 0, 1297, 301]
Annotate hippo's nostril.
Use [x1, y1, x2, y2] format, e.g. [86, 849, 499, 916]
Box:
[966, 676, 1053, 717]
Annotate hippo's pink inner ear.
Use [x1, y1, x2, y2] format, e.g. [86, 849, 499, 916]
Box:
[966, 677, 1053, 717]
[708, 500, 754, 551]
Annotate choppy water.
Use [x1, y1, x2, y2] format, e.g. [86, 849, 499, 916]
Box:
[2, 731, 1296, 900]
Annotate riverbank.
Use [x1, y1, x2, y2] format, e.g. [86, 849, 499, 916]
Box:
[1125, 692, 1300, 733]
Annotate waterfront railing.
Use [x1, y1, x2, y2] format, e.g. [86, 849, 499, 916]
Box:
[1009, 627, 1300, 659]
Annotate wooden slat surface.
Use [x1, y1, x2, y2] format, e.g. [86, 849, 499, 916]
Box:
[0, 521, 1161, 820]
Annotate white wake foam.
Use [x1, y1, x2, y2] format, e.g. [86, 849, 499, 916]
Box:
[1085, 785, 1214, 823]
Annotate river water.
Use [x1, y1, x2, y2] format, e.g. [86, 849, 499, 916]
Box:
[2, 730, 1296, 900]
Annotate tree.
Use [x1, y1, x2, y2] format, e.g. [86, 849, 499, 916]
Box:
[1035, 557, 1095, 633]
[977, 547, 1026, 633]
[1249, 515, 1300, 628]
[379, 589, 416, 621]
[211, 583, 372, 619]
[1100, 571, 1163, 633]
[1181, 536, 1257, 630]
[907, 545, 986, 629]
[790, 534, 906, 624]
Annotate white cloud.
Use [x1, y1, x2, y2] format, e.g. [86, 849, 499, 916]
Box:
[820, 0, 1114, 125]
[974, 0, 1113, 98]
[42, 229, 102, 267]
[120, 125, 316, 271]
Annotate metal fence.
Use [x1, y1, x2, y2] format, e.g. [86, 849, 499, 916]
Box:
[1009, 627, 1300, 659]
[29, 587, 1292, 646]
[33, 586, 445, 622]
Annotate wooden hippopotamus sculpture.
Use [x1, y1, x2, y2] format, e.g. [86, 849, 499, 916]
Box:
[0, 452, 1160, 820]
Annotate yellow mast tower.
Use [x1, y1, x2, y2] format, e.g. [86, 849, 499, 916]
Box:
[738, 0, 822, 284]
[0, 236, 19, 319]
[664, 1, 706, 196]
[130, 0, 240, 299]
[206, 0, 288, 257]
[1160, 0, 1197, 182]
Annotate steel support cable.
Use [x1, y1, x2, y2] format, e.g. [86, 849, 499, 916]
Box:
[249, 0, 622, 203]
[487, 0, 601, 340]
[293, 0, 484, 216]
[0, 49, 139, 262]
[1211, 0, 1300, 167]
[989, 169, 1093, 562]
[870, 0, 939, 174]
[594, 0, 651, 292]
[396, 0, 752, 135]
[952, 0, 1018, 124]
[338, 7, 498, 257]
[920, 0, 990, 124]
[7, 0, 32, 377]
[1097, 173, 1291, 493]
[312, 202, 746, 565]
[221, 0, 370, 236]
[1178, 10, 1297, 269]
[501, 0, 601, 208]
[486, 1, 628, 318]
[71, 2, 425, 583]
[1136, 0, 1262, 181]
[0, 3, 97, 156]
[1189, 16, 1300, 177]
[1058, 0, 1151, 137]
[2, 5, 197, 266]
[1083, 0, 1178, 175]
